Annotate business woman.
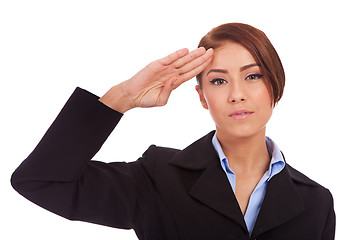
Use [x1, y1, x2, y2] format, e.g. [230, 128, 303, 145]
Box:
[11, 23, 335, 239]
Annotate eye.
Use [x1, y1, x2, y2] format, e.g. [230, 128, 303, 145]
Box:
[246, 73, 263, 81]
[210, 78, 228, 85]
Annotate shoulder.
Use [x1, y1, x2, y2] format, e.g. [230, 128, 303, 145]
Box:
[137, 144, 180, 175]
[286, 164, 333, 201]
[142, 144, 181, 160]
[285, 164, 335, 229]
[286, 164, 320, 187]
[139, 131, 216, 171]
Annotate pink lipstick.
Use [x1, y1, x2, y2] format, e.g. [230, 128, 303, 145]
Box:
[229, 110, 254, 120]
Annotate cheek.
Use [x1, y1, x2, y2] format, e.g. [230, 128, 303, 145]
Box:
[252, 82, 272, 106]
[203, 91, 226, 119]
[204, 96, 220, 113]
[255, 88, 273, 120]
[258, 91, 272, 108]
[203, 86, 226, 105]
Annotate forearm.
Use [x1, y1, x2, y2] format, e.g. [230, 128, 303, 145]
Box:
[10, 88, 152, 228]
[11, 87, 122, 184]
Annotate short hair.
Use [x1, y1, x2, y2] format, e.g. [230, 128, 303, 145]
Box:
[196, 23, 285, 105]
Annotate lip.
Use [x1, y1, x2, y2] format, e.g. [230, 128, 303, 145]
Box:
[229, 110, 254, 120]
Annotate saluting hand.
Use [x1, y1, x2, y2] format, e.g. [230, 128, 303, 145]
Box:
[99, 47, 214, 113]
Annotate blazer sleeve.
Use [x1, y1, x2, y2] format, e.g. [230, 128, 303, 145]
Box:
[322, 189, 336, 240]
[10, 87, 153, 229]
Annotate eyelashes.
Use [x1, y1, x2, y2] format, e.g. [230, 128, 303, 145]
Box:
[210, 78, 227, 85]
[246, 73, 263, 80]
[209, 73, 263, 85]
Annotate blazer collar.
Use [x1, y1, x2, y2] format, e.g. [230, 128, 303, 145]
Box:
[168, 131, 305, 236]
[168, 130, 217, 170]
[168, 131, 248, 232]
[251, 165, 305, 237]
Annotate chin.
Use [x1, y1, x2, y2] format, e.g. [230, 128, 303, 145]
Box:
[217, 124, 266, 140]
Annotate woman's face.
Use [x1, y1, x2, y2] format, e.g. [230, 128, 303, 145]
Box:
[196, 41, 273, 141]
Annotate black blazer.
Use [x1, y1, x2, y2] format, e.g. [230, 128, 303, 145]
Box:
[11, 88, 335, 240]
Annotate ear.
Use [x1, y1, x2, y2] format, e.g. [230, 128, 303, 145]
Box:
[195, 85, 208, 109]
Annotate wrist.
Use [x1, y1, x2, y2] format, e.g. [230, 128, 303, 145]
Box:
[99, 82, 135, 113]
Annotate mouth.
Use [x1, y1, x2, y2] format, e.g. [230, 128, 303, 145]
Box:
[229, 110, 254, 120]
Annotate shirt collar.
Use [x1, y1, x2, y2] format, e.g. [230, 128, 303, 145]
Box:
[264, 136, 285, 181]
[211, 133, 285, 181]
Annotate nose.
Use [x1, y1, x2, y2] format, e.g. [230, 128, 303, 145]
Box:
[228, 83, 246, 103]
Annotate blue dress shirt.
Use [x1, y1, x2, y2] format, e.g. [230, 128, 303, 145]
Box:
[212, 133, 285, 235]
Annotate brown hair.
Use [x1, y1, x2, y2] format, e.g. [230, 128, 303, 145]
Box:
[196, 23, 285, 104]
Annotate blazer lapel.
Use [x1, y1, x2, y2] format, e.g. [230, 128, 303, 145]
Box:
[251, 164, 304, 237]
[169, 131, 248, 232]
[189, 162, 247, 231]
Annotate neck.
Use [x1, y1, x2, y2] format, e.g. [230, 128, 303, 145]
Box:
[216, 128, 270, 175]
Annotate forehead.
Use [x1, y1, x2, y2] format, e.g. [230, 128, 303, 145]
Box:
[210, 42, 257, 68]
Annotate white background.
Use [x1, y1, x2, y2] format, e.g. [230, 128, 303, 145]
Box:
[1, 0, 359, 239]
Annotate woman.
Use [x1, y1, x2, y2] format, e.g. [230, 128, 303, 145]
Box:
[11, 23, 335, 239]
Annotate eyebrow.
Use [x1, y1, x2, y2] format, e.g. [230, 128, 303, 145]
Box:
[206, 63, 260, 76]
[240, 63, 259, 71]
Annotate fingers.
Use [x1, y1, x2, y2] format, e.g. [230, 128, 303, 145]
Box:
[172, 47, 207, 69]
[172, 48, 214, 89]
[158, 48, 189, 65]
[154, 47, 214, 91]
[158, 47, 209, 68]
[177, 48, 213, 75]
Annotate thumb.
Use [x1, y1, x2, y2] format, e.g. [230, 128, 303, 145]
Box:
[157, 80, 174, 106]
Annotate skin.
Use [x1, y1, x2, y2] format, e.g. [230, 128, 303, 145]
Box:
[99, 47, 214, 113]
[100, 42, 274, 215]
[196, 42, 273, 214]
